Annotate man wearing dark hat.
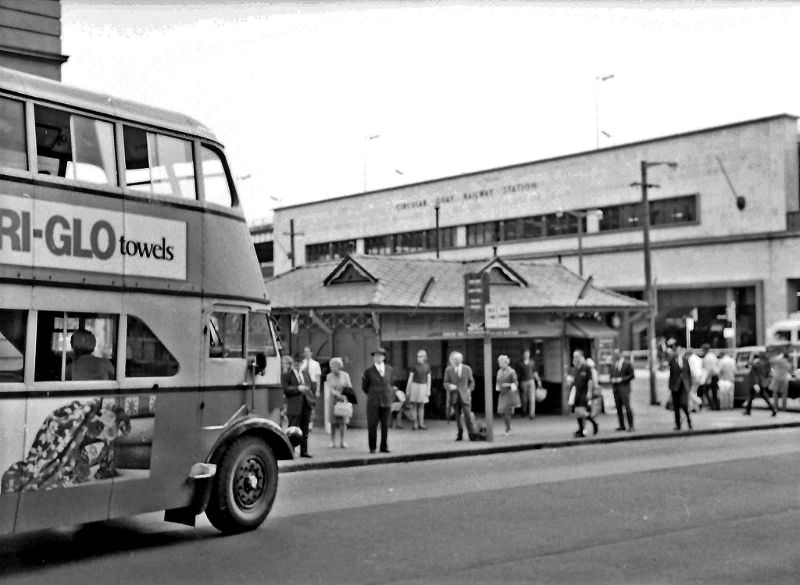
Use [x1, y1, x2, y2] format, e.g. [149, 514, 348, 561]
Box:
[362, 347, 394, 453]
[282, 353, 316, 458]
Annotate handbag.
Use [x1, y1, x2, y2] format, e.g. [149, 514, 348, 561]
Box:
[333, 400, 353, 418]
[567, 386, 576, 406]
[534, 387, 548, 403]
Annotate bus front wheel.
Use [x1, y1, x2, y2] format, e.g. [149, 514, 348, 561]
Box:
[206, 436, 278, 533]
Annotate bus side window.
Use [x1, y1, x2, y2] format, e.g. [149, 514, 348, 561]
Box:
[126, 315, 179, 377]
[34, 312, 117, 382]
[209, 312, 244, 359]
[0, 97, 28, 171]
[34, 105, 117, 185]
[123, 126, 196, 200]
[0, 309, 27, 383]
[247, 313, 277, 359]
[201, 145, 234, 207]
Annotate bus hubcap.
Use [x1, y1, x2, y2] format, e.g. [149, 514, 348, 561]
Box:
[234, 456, 265, 509]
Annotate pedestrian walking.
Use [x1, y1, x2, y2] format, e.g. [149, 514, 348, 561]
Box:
[495, 355, 520, 435]
[769, 353, 791, 412]
[326, 357, 353, 448]
[570, 350, 598, 437]
[405, 349, 431, 430]
[718, 350, 736, 409]
[700, 344, 720, 410]
[667, 340, 693, 430]
[687, 349, 704, 412]
[362, 347, 394, 454]
[443, 351, 477, 441]
[743, 352, 777, 416]
[518, 349, 542, 420]
[610, 348, 635, 431]
[282, 353, 316, 458]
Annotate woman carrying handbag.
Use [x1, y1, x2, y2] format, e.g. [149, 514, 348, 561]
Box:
[326, 357, 353, 448]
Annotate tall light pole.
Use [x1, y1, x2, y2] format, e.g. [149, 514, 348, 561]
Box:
[631, 160, 678, 405]
[363, 134, 380, 192]
[594, 73, 615, 149]
[434, 204, 441, 259]
[556, 208, 604, 277]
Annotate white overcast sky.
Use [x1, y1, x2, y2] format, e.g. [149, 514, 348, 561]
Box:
[61, 1, 800, 222]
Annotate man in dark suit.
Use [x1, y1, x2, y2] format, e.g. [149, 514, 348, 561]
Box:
[667, 339, 693, 431]
[362, 347, 394, 454]
[282, 353, 316, 458]
[610, 348, 635, 432]
[443, 351, 476, 441]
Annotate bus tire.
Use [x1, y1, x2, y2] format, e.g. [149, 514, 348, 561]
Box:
[206, 436, 278, 533]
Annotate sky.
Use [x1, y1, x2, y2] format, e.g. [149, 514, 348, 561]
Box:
[61, 1, 800, 223]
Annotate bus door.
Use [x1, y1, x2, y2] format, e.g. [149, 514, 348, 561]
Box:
[202, 307, 250, 436]
[245, 311, 281, 420]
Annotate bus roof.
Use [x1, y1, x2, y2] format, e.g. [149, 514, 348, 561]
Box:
[0, 66, 219, 142]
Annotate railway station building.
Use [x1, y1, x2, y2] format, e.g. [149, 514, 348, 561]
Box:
[271, 114, 800, 351]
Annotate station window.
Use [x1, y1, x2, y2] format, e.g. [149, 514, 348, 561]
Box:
[0, 97, 27, 171]
[201, 145, 234, 207]
[0, 309, 27, 383]
[247, 313, 277, 359]
[209, 311, 244, 358]
[123, 126, 196, 199]
[466, 221, 499, 246]
[35, 311, 117, 382]
[34, 105, 117, 185]
[125, 315, 179, 377]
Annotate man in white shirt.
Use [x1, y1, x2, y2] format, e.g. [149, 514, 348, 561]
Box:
[700, 344, 720, 410]
[302, 346, 322, 397]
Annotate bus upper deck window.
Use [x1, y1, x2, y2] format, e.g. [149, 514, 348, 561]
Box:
[124, 126, 196, 200]
[34, 105, 117, 185]
[126, 315, 179, 377]
[0, 97, 27, 171]
[0, 309, 27, 383]
[201, 145, 233, 207]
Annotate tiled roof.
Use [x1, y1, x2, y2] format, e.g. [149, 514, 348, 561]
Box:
[265, 255, 647, 312]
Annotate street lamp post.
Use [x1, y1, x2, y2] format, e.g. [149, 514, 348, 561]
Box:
[434, 204, 441, 259]
[632, 160, 678, 405]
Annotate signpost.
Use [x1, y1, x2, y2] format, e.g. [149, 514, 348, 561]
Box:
[464, 273, 494, 441]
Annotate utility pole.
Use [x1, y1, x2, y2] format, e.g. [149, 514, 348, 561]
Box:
[631, 160, 678, 406]
[282, 220, 304, 269]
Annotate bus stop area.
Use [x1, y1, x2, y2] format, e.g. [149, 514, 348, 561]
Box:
[280, 370, 800, 472]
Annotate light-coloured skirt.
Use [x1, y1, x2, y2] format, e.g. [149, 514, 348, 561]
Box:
[497, 389, 521, 414]
[408, 382, 430, 404]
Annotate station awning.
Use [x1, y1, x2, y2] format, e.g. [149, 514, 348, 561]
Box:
[565, 319, 618, 339]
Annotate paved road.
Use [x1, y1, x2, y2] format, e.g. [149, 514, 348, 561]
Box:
[2, 429, 799, 584]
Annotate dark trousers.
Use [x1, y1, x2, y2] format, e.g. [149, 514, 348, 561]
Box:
[451, 393, 475, 438]
[367, 405, 390, 452]
[288, 407, 311, 455]
[671, 391, 692, 429]
[613, 386, 634, 429]
[744, 386, 776, 414]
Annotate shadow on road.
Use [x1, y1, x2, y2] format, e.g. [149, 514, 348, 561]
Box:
[0, 518, 219, 578]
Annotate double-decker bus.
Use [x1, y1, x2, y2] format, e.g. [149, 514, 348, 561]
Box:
[0, 67, 298, 535]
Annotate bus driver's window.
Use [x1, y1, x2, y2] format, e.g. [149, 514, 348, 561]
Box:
[209, 312, 244, 359]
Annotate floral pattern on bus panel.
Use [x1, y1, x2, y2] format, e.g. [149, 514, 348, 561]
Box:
[1, 398, 131, 493]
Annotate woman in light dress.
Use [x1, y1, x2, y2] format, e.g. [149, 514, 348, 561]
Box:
[495, 354, 520, 435]
[405, 349, 432, 430]
[325, 357, 352, 448]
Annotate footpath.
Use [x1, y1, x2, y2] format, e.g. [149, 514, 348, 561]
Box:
[279, 371, 800, 473]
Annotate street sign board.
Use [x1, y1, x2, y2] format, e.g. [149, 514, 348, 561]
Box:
[464, 272, 489, 332]
[485, 303, 509, 329]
